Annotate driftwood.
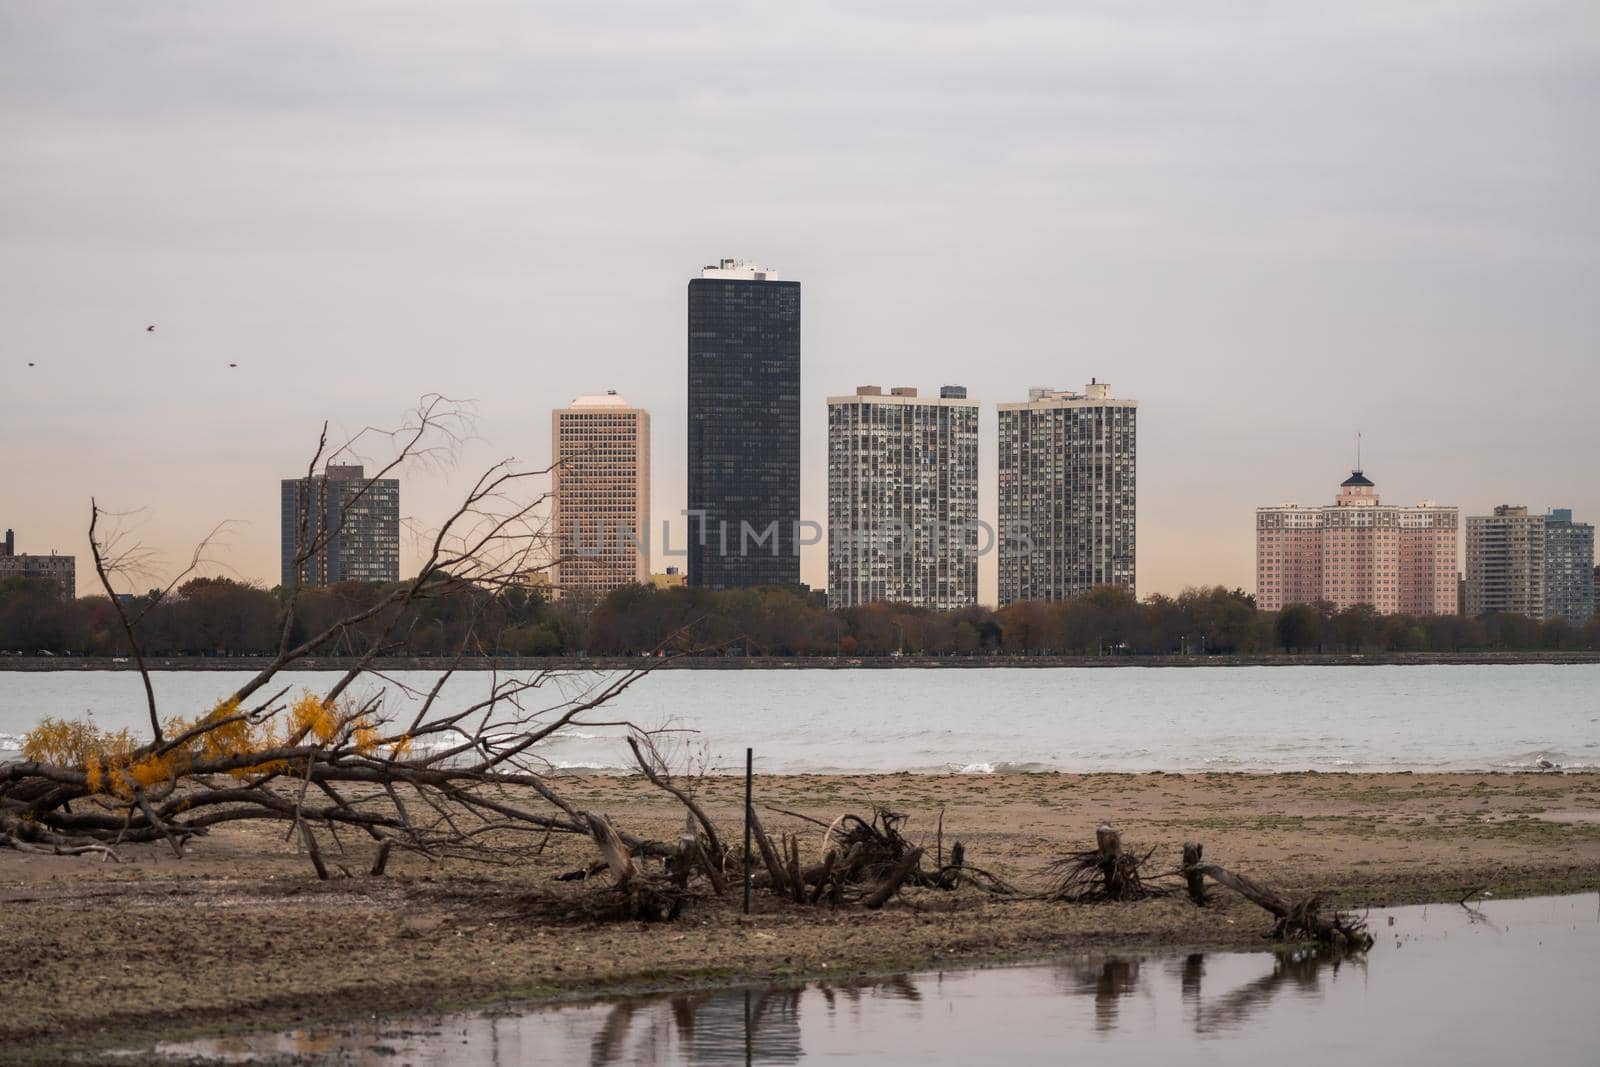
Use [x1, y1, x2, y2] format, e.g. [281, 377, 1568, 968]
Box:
[1182, 842, 1208, 905]
[785, 834, 805, 905]
[586, 813, 638, 885]
[1047, 823, 1162, 902]
[864, 847, 924, 909]
[300, 822, 330, 882]
[627, 735, 724, 865]
[580, 812, 693, 922]
[1176, 838, 1370, 947]
[693, 837, 727, 896]
[370, 839, 393, 877]
[745, 807, 1015, 906]
[746, 806, 789, 897]
[808, 849, 838, 905]
[1193, 860, 1373, 948]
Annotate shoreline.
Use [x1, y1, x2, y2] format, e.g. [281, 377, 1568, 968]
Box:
[3, 770, 1597, 1063]
[4, 650, 1599, 672]
[65, 889, 1600, 1065]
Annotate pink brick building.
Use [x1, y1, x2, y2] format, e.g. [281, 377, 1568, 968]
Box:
[1256, 471, 1458, 615]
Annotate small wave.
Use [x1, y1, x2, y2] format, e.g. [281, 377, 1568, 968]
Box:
[534, 730, 610, 744]
[0, 732, 25, 755]
[546, 760, 630, 773]
[1497, 751, 1578, 771]
[953, 760, 1055, 775]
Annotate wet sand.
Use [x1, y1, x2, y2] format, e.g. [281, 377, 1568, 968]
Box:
[3, 771, 1598, 1063]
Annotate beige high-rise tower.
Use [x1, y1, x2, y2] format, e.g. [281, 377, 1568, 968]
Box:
[551, 392, 651, 602]
[1464, 505, 1546, 618]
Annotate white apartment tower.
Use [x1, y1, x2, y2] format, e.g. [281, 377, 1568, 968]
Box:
[997, 381, 1137, 605]
[551, 392, 651, 602]
[827, 386, 979, 609]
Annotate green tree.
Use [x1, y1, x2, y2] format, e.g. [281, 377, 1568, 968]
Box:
[1275, 603, 1322, 652]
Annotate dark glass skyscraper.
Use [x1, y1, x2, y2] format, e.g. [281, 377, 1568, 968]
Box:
[687, 259, 801, 589]
[280, 464, 400, 588]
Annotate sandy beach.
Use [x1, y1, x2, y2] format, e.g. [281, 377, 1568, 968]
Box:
[3, 770, 1598, 1063]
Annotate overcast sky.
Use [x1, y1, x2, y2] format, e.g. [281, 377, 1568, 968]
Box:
[3, 1, 1596, 604]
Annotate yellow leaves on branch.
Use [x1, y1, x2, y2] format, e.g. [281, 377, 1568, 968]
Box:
[21, 689, 394, 799]
[128, 753, 177, 791]
[22, 718, 134, 768]
[23, 719, 175, 799]
[289, 692, 340, 745]
[198, 698, 256, 760]
[288, 692, 384, 755]
[201, 698, 288, 778]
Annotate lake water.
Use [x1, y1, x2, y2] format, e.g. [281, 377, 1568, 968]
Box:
[2, 665, 1597, 774]
[144, 893, 1600, 1065]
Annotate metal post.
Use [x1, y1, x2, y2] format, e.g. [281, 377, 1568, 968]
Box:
[743, 746, 753, 915]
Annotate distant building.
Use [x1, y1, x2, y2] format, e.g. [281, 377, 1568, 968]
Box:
[827, 385, 979, 609]
[1256, 471, 1458, 615]
[1464, 505, 1545, 618]
[514, 570, 552, 594]
[650, 567, 687, 590]
[1542, 508, 1595, 625]
[998, 381, 1137, 605]
[686, 259, 801, 590]
[551, 392, 651, 602]
[280, 465, 400, 588]
[0, 529, 75, 599]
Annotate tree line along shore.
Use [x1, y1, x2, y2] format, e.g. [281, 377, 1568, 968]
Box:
[4, 574, 1599, 661]
[5, 652, 1600, 671]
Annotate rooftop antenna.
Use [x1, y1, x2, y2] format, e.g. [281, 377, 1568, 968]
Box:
[1356, 431, 1362, 472]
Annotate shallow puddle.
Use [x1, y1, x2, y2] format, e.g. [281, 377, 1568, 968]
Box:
[145, 893, 1598, 1065]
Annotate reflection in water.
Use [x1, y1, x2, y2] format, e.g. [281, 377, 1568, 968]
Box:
[1176, 946, 1365, 1035]
[1054, 958, 1143, 1032]
[575, 978, 907, 1065]
[1052, 946, 1362, 1038]
[149, 894, 1599, 1066]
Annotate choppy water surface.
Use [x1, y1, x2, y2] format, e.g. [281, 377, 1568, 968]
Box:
[2, 664, 1598, 773]
[146, 894, 1598, 1066]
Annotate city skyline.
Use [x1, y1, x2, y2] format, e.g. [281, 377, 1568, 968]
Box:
[8, 316, 1598, 608]
[3, 3, 1595, 603]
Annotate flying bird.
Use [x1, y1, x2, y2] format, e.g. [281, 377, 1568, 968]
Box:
[27, 362, 35, 367]
[146, 325, 155, 332]
[228, 362, 237, 368]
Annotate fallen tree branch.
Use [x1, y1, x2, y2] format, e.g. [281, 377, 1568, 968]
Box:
[1193, 860, 1373, 948]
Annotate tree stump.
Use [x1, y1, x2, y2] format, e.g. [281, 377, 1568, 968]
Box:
[1182, 842, 1208, 905]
